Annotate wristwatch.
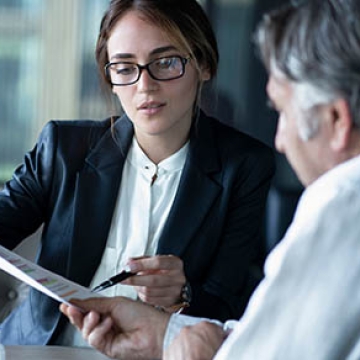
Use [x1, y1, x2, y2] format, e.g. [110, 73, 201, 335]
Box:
[181, 281, 192, 304]
[155, 281, 192, 314]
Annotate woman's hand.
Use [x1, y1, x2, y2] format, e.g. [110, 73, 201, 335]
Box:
[123, 255, 186, 310]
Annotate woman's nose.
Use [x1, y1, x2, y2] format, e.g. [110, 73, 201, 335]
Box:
[137, 68, 158, 91]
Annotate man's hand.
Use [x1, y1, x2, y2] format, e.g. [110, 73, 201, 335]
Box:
[123, 255, 186, 309]
[60, 296, 171, 360]
[164, 321, 227, 360]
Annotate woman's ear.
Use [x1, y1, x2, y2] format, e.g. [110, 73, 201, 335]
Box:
[200, 68, 211, 81]
[329, 98, 352, 151]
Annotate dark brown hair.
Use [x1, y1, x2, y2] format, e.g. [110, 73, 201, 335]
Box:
[95, 0, 219, 92]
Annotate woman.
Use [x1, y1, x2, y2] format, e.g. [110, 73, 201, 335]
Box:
[0, 0, 274, 346]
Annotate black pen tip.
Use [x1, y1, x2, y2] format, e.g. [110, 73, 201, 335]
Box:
[91, 286, 101, 293]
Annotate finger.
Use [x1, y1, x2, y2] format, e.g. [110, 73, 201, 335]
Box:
[128, 255, 150, 261]
[136, 285, 184, 307]
[62, 304, 86, 329]
[87, 316, 114, 349]
[60, 302, 84, 316]
[125, 272, 185, 287]
[59, 303, 69, 316]
[135, 285, 182, 298]
[137, 292, 179, 306]
[82, 311, 101, 339]
[127, 255, 183, 273]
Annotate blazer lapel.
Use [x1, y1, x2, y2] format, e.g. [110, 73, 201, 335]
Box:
[68, 117, 134, 285]
[157, 112, 222, 256]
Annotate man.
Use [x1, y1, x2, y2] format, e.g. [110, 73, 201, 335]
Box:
[61, 0, 360, 358]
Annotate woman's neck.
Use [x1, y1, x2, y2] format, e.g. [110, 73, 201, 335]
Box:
[135, 132, 190, 165]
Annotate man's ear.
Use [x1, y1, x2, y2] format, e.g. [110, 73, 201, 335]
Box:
[329, 98, 352, 151]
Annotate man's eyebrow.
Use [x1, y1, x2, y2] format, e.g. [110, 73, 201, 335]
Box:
[109, 46, 179, 61]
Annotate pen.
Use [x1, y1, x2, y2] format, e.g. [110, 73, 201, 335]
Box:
[91, 269, 135, 293]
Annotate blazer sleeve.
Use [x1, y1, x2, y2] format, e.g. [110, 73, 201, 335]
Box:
[0, 122, 57, 248]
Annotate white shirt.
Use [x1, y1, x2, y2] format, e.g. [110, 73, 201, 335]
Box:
[165, 155, 360, 360]
[89, 137, 189, 299]
[57, 137, 189, 346]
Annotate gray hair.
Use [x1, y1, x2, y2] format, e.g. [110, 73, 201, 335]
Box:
[255, 0, 360, 136]
[293, 82, 334, 140]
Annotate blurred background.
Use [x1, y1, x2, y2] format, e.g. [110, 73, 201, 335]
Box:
[0, 0, 303, 255]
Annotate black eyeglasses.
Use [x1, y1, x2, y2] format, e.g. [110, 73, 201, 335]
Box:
[105, 55, 191, 86]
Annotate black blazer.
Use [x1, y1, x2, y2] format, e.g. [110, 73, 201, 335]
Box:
[0, 111, 275, 345]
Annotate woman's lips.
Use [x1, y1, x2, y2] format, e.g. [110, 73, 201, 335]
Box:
[138, 102, 165, 115]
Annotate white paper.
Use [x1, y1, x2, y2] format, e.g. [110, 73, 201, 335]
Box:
[0, 245, 103, 307]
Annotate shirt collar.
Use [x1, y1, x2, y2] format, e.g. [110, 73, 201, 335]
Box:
[127, 137, 189, 175]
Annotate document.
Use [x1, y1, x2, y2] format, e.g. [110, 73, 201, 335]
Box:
[0, 245, 102, 307]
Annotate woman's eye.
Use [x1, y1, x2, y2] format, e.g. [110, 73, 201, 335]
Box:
[156, 57, 177, 69]
[113, 64, 136, 75]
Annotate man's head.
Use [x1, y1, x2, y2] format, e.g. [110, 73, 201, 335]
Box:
[255, 0, 360, 186]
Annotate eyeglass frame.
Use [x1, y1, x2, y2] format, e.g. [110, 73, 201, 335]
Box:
[104, 55, 191, 86]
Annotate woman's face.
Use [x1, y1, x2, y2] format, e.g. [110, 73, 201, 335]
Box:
[107, 10, 210, 144]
